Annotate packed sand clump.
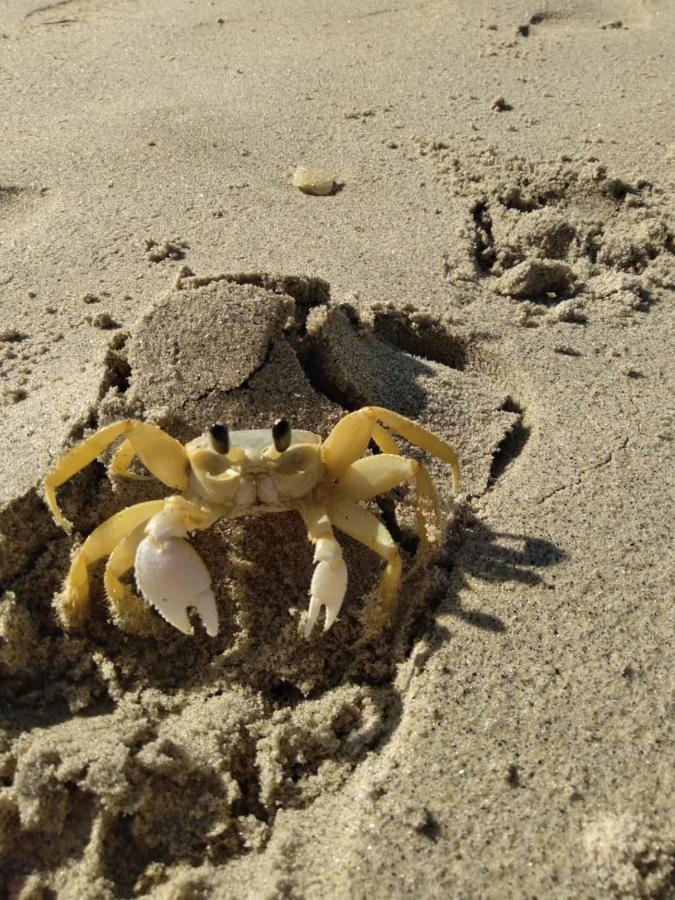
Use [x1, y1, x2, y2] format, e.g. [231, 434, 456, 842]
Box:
[429, 151, 673, 319]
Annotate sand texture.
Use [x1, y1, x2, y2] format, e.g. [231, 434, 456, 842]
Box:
[1, 0, 674, 897]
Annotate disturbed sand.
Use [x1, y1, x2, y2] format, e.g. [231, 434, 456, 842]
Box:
[1, 0, 674, 897]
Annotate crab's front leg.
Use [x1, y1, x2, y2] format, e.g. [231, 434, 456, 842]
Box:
[300, 506, 348, 638]
[57, 499, 167, 628]
[134, 497, 220, 636]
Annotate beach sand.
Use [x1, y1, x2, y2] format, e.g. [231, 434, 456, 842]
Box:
[1, 1, 674, 897]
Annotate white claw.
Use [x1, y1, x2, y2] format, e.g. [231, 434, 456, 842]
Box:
[304, 540, 348, 638]
[135, 534, 218, 636]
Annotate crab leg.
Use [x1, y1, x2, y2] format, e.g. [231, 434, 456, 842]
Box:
[108, 440, 153, 481]
[406, 460, 444, 574]
[44, 420, 189, 531]
[332, 454, 442, 562]
[104, 522, 155, 629]
[321, 408, 403, 477]
[327, 497, 402, 632]
[366, 406, 460, 494]
[320, 409, 377, 477]
[57, 499, 167, 629]
[370, 422, 400, 455]
[334, 454, 419, 500]
[300, 506, 348, 638]
[321, 407, 459, 493]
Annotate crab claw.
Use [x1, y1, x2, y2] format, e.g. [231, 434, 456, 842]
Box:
[304, 537, 348, 638]
[134, 514, 218, 636]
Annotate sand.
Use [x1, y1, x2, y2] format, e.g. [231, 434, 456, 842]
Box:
[1, 0, 674, 897]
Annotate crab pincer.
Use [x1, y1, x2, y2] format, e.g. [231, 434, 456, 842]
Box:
[134, 500, 219, 636]
[304, 537, 348, 638]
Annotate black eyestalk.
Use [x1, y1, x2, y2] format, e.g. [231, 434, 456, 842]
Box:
[272, 418, 292, 453]
[209, 422, 230, 454]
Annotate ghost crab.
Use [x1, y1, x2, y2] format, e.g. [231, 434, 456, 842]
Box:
[44, 408, 460, 638]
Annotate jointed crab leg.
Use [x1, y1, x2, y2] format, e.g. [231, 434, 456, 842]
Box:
[320, 409, 378, 477]
[370, 422, 400, 455]
[57, 499, 167, 628]
[300, 505, 348, 637]
[321, 406, 460, 494]
[44, 420, 189, 531]
[334, 454, 419, 500]
[367, 406, 460, 494]
[333, 453, 440, 562]
[104, 522, 154, 627]
[327, 497, 402, 631]
[109, 440, 152, 480]
[406, 459, 444, 572]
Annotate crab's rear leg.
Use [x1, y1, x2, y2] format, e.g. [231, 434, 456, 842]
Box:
[44, 420, 189, 532]
[327, 497, 402, 635]
[321, 407, 459, 494]
[300, 506, 348, 638]
[366, 406, 460, 494]
[57, 500, 167, 629]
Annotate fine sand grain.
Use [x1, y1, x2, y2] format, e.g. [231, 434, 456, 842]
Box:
[1, 1, 674, 897]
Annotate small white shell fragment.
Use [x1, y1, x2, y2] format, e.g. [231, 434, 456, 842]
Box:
[292, 165, 335, 196]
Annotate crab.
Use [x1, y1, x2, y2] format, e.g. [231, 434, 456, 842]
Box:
[43, 407, 460, 638]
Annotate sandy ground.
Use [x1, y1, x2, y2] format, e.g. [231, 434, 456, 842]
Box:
[1, 0, 674, 897]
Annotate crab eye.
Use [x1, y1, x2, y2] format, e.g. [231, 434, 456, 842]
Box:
[272, 418, 292, 453]
[209, 422, 230, 454]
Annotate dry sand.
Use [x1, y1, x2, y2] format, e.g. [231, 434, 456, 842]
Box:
[1, 0, 674, 897]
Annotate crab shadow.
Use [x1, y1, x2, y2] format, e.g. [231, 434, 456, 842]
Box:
[436, 516, 567, 635]
[361, 514, 567, 755]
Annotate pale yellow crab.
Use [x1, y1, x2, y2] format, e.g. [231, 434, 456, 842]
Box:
[43, 407, 460, 638]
